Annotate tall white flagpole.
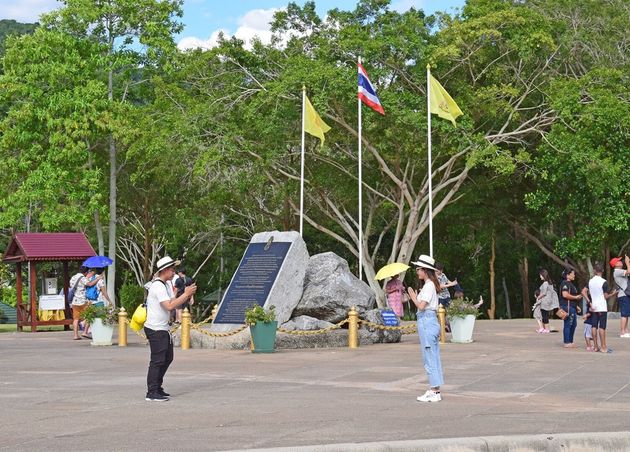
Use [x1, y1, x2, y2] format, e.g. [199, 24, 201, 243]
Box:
[358, 57, 363, 280]
[300, 85, 306, 236]
[426, 64, 433, 258]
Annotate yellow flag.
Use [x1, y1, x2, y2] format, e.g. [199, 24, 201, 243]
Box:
[429, 73, 463, 126]
[304, 94, 331, 147]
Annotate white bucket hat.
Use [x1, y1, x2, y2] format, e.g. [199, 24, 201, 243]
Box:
[411, 254, 437, 271]
[156, 256, 181, 272]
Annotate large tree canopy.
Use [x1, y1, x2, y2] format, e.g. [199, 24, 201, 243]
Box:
[0, 0, 628, 316]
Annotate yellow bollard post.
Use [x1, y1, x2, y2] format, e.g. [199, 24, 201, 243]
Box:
[181, 308, 191, 350]
[438, 304, 447, 344]
[348, 306, 359, 349]
[118, 307, 128, 347]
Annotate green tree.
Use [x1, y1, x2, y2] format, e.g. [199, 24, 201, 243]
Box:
[151, 0, 560, 303]
[38, 0, 182, 300]
[0, 19, 37, 56]
[0, 29, 111, 231]
[525, 68, 630, 274]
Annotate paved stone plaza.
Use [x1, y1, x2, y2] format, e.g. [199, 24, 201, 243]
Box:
[1, 319, 630, 451]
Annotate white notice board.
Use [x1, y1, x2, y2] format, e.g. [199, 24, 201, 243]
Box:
[39, 295, 65, 310]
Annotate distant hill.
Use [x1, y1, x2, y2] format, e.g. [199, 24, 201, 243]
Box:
[0, 19, 38, 54]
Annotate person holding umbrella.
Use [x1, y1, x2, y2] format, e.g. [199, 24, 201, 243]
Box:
[91, 267, 113, 308]
[385, 274, 405, 318]
[69, 266, 101, 340]
[375, 263, 410, 319]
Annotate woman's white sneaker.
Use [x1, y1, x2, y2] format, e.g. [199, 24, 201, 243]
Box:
[417, 390, 441, 402]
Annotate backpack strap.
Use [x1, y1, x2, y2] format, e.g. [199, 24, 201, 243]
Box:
[69, 275, 83, 299]
[71, 275, 83, 292]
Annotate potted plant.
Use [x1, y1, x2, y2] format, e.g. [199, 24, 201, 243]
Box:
[81, 304, 118, 346]
[244, 304, 277, 353]
[445, 297, 480, 343]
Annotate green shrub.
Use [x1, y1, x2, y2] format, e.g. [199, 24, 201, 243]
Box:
[244, 304, 276, 324]
[80, 304, 118, 326]
[1, 286, 17, 308]
[446, 297, 481, 319]
[119, 284, 145, 315]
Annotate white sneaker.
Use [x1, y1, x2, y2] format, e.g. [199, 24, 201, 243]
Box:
[417, 389, 432, 400]
[417, 390, 442, 402]
[620, 333, 630, 338]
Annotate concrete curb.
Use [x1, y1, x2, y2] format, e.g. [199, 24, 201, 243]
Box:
[226, 431, 630, 452]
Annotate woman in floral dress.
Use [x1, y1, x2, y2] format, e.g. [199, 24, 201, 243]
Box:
[386, 274, 405, 318]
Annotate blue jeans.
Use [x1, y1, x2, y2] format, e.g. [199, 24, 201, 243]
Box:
[416, 310, 444, 388]
[562, 304, 577, 344]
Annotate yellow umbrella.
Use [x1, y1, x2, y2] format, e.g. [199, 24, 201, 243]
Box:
[374, 262, 410, 281]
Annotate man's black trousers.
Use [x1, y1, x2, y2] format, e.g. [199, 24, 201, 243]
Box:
[145, 327, 173, 394]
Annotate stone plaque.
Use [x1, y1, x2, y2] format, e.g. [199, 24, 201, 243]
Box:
[210, 231, 310, 333]
[214, 241, 291, 324]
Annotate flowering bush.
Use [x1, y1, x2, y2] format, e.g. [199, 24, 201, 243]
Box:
[446, 297, 481, 319]
[80, 304, 118, 326]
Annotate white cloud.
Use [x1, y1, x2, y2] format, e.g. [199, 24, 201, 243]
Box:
[391, 0, 425, 12]
[0, 0, 61, 23]
[178, 7, 281, 51]
[178, 29, 227, 51]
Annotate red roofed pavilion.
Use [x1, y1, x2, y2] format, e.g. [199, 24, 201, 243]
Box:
[3, 233, 96, 332]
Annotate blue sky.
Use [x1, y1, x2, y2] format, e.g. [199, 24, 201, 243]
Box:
[1, 1, 465, 50]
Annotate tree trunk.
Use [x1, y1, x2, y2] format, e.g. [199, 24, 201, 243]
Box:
[488, 233, 496, 319]
[106, 33, 117, 305]
[519, 256, 530, 317]
[143, 197, 152, 282]
[605, 243, 611, 281]
[107, 133, 117, 305]
[88, 150, 105, 255]
[502, 276, 511, 319]
[94, 211, 105, 256]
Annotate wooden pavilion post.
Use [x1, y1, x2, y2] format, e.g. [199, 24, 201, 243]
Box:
[63, 261, 70, 330]
[16, 262, 23, 332]
[29, 262, 37, 332]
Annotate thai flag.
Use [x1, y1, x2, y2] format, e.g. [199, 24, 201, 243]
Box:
[358, 63, 385, 115]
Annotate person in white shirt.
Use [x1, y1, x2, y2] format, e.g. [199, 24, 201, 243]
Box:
[407, 254, 444, 403]
[94, 268, 113, 308]
[144, 256, 197, 402]
[610, 256, 630, 337]
[582, 263, 614, 353]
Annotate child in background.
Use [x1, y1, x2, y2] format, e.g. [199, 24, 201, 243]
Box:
[582, 295, 595, 351]
[584, 308, 595, 351]
[532, 289, 544, 333]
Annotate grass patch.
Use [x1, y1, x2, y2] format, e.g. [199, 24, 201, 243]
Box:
[0, 324, 66, 333]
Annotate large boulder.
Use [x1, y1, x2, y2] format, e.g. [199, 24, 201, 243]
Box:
[293, 252, 376, 323]
[280, 315, 335, 331]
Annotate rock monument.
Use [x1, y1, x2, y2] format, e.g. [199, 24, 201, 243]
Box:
[293, 252, 376, 322]
[183, 233, 402, 348]
[210, 230, 309, 333]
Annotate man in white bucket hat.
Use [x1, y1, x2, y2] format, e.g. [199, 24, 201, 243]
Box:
[144, 256, 197, 402]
